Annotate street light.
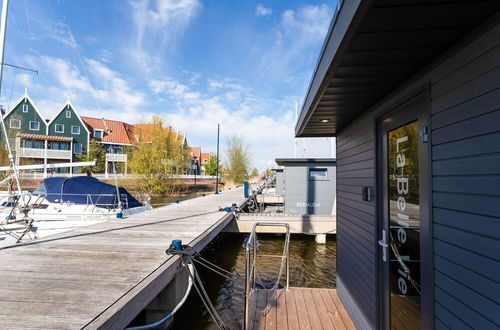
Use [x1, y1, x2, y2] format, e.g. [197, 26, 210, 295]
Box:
[215, 123, 220, 194]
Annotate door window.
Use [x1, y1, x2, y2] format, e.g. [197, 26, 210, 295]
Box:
[387, 121, 421, 328]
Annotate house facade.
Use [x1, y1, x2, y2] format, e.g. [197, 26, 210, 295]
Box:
[1, 93, 77, 174]
[296, 1, 500, 329]
[47, 100, 90, 173]
[81, 116, 137, 176]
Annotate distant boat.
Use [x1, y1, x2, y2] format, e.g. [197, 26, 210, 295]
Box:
[0, 176, 152, 246]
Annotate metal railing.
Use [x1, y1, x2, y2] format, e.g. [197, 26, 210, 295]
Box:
[244, 222, 290, 329]
[2, 192, 132, 210]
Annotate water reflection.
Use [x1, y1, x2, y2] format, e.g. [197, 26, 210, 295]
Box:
[171, 233, 336, 329]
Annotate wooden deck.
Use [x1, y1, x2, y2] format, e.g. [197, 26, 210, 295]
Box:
[0, 188, 246, 329]
[247, 287, 355, 330]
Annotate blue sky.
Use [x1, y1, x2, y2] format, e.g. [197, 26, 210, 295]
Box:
[0, 0, 337, 169]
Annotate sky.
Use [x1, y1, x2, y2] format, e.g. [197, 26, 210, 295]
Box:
[0, 0, 337, 170]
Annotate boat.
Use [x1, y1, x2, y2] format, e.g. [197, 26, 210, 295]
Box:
[0, 176, 152, 247]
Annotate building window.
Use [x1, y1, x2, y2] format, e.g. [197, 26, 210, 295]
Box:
[55, 124, 64, 133]
[93, 129, 103, 139]
[73, 143, 83, 154]
[71, 126, 80, 134]
[66, 110, 71, 118]
[51, 141, 69, 150]
[10, 119, 21, 129]
[25, 139, 43, 149]
[29, 121, 40, 131]
[309, 168, 328, 179]
[22, 104, 28, 113]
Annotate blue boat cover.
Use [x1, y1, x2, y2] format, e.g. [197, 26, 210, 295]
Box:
[35, 176, 143, 209]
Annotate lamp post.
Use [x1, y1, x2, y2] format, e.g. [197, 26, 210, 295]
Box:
[215, 123, 220, 194]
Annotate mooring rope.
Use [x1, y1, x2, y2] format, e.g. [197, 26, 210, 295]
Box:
[164, 245, 233, 330]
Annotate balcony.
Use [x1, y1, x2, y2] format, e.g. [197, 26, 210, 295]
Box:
[17, 148, 72, 160]
[106, 153, 127, 162]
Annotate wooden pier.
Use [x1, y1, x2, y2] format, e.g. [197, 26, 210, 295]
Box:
[0, 188, 247, 329]
[230, 213, 336, 237]
[247, 287, 355, 330]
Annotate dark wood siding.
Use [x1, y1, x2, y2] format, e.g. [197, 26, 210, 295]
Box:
[334, 18, 500, 329]
[429, 22, 500, 327]
[336, 117, 377, 328]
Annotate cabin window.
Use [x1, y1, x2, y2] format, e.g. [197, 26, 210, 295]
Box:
[29, 121, 40, 131]
[55, 124, 64, 133]
[71, 126, 80, 134]
[309, 168, 328, 179]
[73, 143, 83, 154]
[93, 129, 103, 139]
[66, 110, 71, 118]
[10, 119, 21, 129]
[22, 104, 28, 113]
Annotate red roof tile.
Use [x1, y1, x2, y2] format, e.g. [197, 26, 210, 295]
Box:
[189, 147, 201, 159]
[81, 117, 137, 145]
[17, 133, 72, 142]
[201, 152, 210, 164]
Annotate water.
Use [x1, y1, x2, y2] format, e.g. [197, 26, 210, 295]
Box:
[171, 233, 337, 330]
[149, 193, 201, 208]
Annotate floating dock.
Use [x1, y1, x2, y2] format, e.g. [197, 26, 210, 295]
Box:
[0, 187, 247, 329]
[247, 288, 355, 330]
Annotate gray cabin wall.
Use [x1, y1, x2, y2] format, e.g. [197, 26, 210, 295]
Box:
[335, 17, 500, 329]
[283, 163, 336, 215]
[275, 171, 285, 195]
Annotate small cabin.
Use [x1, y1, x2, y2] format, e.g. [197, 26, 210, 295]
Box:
[275, 158, 336, 215]
[271, 168, 284, 195]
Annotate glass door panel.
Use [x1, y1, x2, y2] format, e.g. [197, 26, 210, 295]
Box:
[387, 121, 421, 329]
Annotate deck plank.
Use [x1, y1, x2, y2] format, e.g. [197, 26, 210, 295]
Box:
[285, 289, 300, 330]
[301, 288, 325, 330]
[0, 188, 247, 329]
[276, 289, 288, 330]
[294, 288, 312, 329]
[329, 290, 356, 329]
[249, 288, 353, 330]
[255, 289, 268, 330]
[310, 289, 335, 329]
[319, 289, 346, 330]
[265, 290, 277, 330]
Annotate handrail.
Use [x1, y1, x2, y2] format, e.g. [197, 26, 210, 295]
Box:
[244, 222, 290, 330]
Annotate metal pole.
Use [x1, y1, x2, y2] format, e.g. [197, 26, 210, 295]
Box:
[0, 0, 22, 199]
[215, 123, 220, 194]
[244, 246, 251, 330]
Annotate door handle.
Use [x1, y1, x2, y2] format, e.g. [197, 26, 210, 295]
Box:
[378, 230, 388, 262]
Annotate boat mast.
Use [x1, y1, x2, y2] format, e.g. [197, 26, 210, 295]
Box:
[0, 0, 22, 199]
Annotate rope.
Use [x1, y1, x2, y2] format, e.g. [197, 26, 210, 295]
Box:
[165, 245, 233, 330]
[125, 261, 194, 330]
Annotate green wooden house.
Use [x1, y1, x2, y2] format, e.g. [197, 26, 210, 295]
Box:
[47, 99, 90, 166]
[1, 92, 47, 154]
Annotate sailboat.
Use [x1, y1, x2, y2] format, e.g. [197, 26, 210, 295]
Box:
[0, 0, 151, 247]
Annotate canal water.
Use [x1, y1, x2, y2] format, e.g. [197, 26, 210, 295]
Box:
[171, 233, 337, 329]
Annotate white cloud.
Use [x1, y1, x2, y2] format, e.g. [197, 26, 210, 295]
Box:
[130, 0, 201, 44]
[148, 75, 332, 170]
[256, 4, 272, 16]
[255, 4, 333, 86]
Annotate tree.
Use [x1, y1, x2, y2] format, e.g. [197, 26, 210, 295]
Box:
[262, 168, 273, 178]
[250, 168, 259, 178]
[225, 136, 250, 184]
[78, 140, 106, 175]
[204, 154, 219, 176]
[128, 115, 189, 194]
